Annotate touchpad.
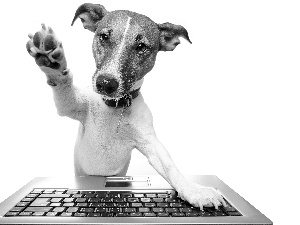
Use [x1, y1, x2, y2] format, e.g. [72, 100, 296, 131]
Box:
[105, 177, 149, 187]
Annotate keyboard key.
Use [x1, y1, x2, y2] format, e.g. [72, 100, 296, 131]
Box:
[153, 198, 164, 203]
[165, 198, 179, 203]
[181, 208, 192, 213]
[101, 213, 113, 217]
[138, 207, 150, 213]
[157, 212, 169, 217]
[124, 208, 136, 213]
[172, 212, 185, 217]
[30, 198, 50, 207]
[199, 211, 213, 217]
[22, 198, 34, 202]
[101, 197, 113, 202]
[94, 207, 106, 213]
[121, 193, 132, 198]
[10, 207, 25, 212]
[102, 203, 114, 207]
[63, 198, 75, 202]
[40, 194, 70, 198]
[95, 191, 108, 198]
[170, 203, 182, 207]
[31, 189, 44, 194]
[16, 202, 29, 207]
[50, 203, 62, 207]
[63, 203, 75, 207]
[141, 198, 151, 202]
[109, 208, 122, 213]
[186, 212, 199, 217]
[165, 208, 178, 213]
[144, 213, 156, 217]
[127, 198, 139, 203]
[114, 197, 125, 202]
[52, 207, 65, 212]
[24, 207, 52, 212]
[76, 203, 88, 207]
[51, 198, 62, 202]
[223, 206, 237, 212]
[133, 194, 144, 198]
[72, 194, 83, 198]
[146, 194, 157, 198]
[157, 194, 168, 198]
[19, 212, 33, 216]
[26, 194, 39, 198]
[66, 190, 79, 194]
[46, 212, 58, 216]
[115, 213, 129, 217]
[228, 211, 242, 216]
[144, 203, 156, 207]
[60, 212, 73, 217]
[74, 212, 86, 217]
[76, 198, 87, 203]
[116, 203, 129, 207]
[66, 207, 79, 213]
[5, 212, 19, 216]
[90, 203, 102, 207]
[89, 198, 101, 203]
[157, 203, 169, 207]
[87, 213, 101, 217]
[152, 208, 164, 213]
[130, 212, 143, 217]
[81, 191, 95, 195]
[80, 208, 94, 213]
[131, 203, 143, 207]
[85, 193, 97, 198]
[108, 192, 120, 198]
[214, 211, 228, 216]
[32, 212, 45, 216]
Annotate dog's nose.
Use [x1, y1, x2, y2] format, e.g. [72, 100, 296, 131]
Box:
[96, 76, 119, 95]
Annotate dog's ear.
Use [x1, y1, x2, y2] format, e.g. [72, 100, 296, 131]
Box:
[71, 3, 107, 32]
[157, 23, 192, 51]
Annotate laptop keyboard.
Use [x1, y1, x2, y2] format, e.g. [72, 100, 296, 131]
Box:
[5, 189, 242, 217]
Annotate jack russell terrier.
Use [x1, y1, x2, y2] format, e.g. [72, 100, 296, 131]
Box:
[26, 3, 226, 210]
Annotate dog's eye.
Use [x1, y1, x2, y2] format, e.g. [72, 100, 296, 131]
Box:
[136, 43, 149, 54]
[99, 33, 109, 42]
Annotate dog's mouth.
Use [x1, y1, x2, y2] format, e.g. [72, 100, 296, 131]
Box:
[93, 77, 144, 108]
[102, 88, 140, 108]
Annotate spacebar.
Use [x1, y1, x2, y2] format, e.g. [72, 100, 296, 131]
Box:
[24, 207, 52, 212]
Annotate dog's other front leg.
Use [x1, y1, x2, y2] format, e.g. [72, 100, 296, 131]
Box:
[136, 133, 227, 210]
[26, 24, 87, 122]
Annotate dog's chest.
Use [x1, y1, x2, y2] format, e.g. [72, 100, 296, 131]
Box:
[74, 104, 137, 175]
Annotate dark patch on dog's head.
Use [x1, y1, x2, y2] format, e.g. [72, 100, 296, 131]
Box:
[71, 3, 107, 28]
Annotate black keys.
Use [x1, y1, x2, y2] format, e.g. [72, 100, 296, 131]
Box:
[5, 189, 242, 218]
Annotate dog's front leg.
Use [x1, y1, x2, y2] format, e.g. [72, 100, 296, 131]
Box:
[137, 133, 227, 210]
[26, 24, 87, 122]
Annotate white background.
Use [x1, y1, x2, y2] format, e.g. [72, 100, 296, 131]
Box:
[0, 0, 299, 224]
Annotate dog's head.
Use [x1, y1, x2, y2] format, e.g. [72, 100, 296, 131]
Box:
[72, 3, 191, 106]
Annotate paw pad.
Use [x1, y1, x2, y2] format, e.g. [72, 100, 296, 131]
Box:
[26, 24, 67, 71]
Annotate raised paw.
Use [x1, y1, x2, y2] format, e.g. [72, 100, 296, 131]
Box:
[26, 23, 67, 71]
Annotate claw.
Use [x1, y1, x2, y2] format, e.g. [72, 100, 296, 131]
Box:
[48, 26, 53, 34]
[41, 23, 46, 30]
[28, 33, 33, 39]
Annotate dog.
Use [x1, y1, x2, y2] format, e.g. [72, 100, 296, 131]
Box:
[26, 2, 226, 210]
